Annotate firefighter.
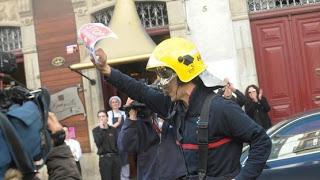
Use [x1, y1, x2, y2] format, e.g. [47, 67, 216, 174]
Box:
[91, 37, 271, 180]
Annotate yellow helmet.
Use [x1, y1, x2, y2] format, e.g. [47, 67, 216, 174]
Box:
[146, 37, 206, 83]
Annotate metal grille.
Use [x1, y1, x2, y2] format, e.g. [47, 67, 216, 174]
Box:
[135, 1, 168, 29]
[92, 6, 115, 26]
[92, 1, 168, 29]
[248, 0, 320, 12]
[0, 27, 22, 52]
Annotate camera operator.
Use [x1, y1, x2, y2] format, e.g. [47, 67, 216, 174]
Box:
[5, 109, 82, 180]
[1, 111, 81, 180]
[0, 52, 81, 180]
[118, 98, 187, 180]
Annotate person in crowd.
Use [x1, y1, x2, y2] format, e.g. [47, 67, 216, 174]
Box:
[91, 37, 271, 180]
[92, 110, 121, 180]
[3, 112, 81, 180]
[107, 96, 126, 130]
[217, 78, 246, 107]
[107, 96, 129, 180]
[0, 101, 82, 180]
[63, 125, 82, 175]
[118, 98, 187, 180]
[244, 84, 272, 130]
[46, 112, 82, 180]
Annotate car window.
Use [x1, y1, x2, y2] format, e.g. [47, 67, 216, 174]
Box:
[276, 114, 320, 136]
[268, 130, 320, 161]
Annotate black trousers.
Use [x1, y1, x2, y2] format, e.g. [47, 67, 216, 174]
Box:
[76, 161, 82, 175]
[99, 154, 121, 180]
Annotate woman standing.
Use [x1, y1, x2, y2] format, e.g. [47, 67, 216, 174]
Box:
[245, 85, 272, 130]
[107, 96, 126, 130]
[107, 96, 129, 180]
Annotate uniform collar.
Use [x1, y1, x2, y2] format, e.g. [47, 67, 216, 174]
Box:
[186, 86, 213, 117]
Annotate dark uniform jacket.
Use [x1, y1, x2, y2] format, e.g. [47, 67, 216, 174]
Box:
[118, 118, 187, 180]
[106, 69, 271, 180]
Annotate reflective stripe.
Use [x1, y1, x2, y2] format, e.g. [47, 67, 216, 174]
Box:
[177, 138, 232, 150]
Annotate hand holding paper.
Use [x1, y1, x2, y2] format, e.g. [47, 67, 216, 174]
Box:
[78, 23, 117, 64]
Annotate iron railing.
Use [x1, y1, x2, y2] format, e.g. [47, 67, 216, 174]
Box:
[0, 27, 22, 52]
[92, 1, 168, 29]
[248, 0, 320, 12]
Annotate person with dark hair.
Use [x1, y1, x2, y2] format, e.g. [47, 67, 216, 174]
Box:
[0, 86, 81, 180]
[46, 112, 82, 180]
[1, 112, 81, 180]
[244, 85, 272, 130]
[92, 110, 121, 180]
[118, 98, 187, 180]
[91, 38, 271, 180]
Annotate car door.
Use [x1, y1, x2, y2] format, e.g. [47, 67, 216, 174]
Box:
[258, 152, 320, 180]
[258, 131, 320, 180]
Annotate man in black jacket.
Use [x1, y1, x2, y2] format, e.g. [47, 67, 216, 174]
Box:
[118, 98, 187, 180]
[91, 38, 271, 180]
[92, 110, 121, 180]
[46, 112, 82, 180]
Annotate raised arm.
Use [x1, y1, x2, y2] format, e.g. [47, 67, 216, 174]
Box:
[92, 128, 104, 147]
[91, 48, 172, 118]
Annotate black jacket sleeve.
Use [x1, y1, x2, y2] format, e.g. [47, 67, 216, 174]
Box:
[92, 127, 104, 147]
[118, 118, 159, 153]
[46, 143, 81, 180]
[259, 96, 271, 113]
[106, 69, 172, 118]
[233, 89, 246, 107]
[219, 101, 272, 180]
[118, 119, 139, 153]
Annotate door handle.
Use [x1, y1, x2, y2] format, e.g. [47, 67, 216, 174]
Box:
[316, 68, 320, 76]
[315, 96, 320, 101]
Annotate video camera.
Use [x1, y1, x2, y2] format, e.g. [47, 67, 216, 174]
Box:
[0, 52, 53, 179]
[124, 100, 152, 119]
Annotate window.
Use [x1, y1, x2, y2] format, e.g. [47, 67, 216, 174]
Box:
[276, 114, 320, 136]
[268, 130, 320, 160]
[0, 27, 22, 52]
[92, 6, 115, 26]
[247, 0, 320, 13]
[92, 1, 169, 30]
[135, 1, 168, 30]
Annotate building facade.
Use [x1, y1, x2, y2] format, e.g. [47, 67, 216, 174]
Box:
[1, 0, 319, 178]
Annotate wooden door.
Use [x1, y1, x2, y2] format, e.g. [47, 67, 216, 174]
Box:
[251, 11, 320, 123]
[251, 17, 301, 123]
[33, 0, 91, 152]
[292, 12, 320, 110]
